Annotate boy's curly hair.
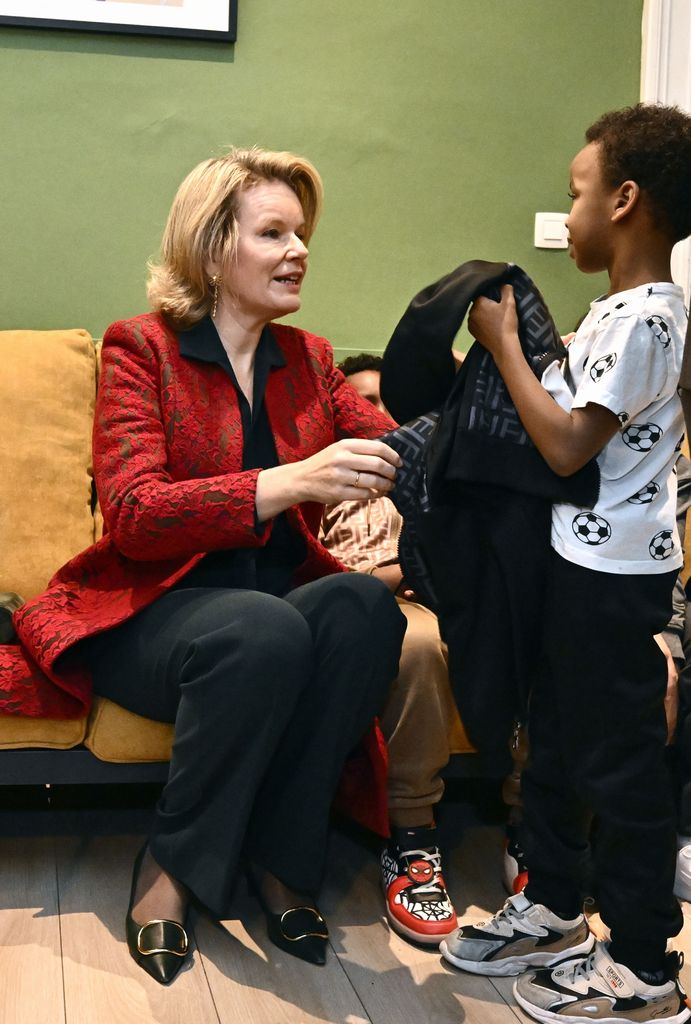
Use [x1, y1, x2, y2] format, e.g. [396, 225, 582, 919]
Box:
[337, 353, 383, 377]
[585, 102, 691, 243]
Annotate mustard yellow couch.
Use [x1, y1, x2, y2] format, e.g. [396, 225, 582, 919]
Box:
[0, 328, 173, 783]
[0, 328, 476, 788]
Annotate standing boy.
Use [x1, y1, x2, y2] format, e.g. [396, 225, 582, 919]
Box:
[441, 103, 691, 1024]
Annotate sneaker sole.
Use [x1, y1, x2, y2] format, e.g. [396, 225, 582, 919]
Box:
[386, 906, 457, 948]
[513, 984, 691, 1024]
[439, 932, 596, 978]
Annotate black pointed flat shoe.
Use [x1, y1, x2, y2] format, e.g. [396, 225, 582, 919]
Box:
[126, 847, 190, 985]
[264, 905, 329, 965]
[247, 869, 329, 965]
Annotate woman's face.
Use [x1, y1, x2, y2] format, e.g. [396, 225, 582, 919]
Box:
[219, 179, 309, 325]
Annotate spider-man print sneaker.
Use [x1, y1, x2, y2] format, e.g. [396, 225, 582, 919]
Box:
[380, 826, 457, 946]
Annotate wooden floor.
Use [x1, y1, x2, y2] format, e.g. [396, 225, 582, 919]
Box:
[1, 782, 690, 1024]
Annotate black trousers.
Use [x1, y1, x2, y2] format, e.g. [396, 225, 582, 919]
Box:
[86, 573, 406, 918]
[522, 552, 682, 968]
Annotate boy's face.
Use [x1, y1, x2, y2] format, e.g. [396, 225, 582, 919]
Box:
[566, 142, 615, 274]
[347, 369, 389, 414]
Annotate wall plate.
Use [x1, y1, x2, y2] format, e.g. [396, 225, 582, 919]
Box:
[534, 212, 568, 249]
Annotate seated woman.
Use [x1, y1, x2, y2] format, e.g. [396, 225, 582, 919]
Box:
[16, 146, 406, 984]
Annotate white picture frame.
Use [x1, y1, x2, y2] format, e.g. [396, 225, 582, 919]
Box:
[0, 0, 236, 42]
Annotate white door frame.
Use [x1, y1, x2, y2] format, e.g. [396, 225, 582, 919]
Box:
[641, 0, 691, 300]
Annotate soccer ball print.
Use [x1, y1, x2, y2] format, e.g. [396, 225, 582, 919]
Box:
[572, 512, 611, 545]
[646, 315, 671, 348]
[627, 482, 660, 504]
[589, 352, 617, 382]
[622, 422, 663, 452]
[649, 530, 674, 561]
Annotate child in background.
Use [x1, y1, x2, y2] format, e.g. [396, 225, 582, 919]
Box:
[441, 103, 691, 1024]
[322, 353, 459, 948]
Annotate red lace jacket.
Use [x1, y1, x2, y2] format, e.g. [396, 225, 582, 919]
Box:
[1, 314, 394, 726]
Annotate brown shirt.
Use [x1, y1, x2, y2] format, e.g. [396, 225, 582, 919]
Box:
[320, 496, 402, 574]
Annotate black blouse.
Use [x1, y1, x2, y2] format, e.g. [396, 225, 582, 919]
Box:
[174, 318, 306, 595]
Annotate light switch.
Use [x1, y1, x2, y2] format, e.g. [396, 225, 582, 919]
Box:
[534, 212, 569, 249]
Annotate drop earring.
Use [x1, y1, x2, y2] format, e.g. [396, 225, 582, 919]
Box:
[210, 275, 219, 318]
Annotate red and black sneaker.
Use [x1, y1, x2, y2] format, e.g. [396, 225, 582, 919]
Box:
[380, 827, 457, 946]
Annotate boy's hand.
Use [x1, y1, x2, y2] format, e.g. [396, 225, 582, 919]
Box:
[654, 632, 679, 744]
[468, 284, 520, 360]
[371, 564, 404, 592]
[466, 283, 619, 476]
[371, 564, 418, 602]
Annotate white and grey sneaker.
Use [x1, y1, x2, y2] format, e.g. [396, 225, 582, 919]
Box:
[440, 892, 594, 977]
[514, 941, 691, 1024]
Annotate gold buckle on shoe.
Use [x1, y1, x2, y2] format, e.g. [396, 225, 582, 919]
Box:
[279, 907, 328, 942]
[137, 919, 189, 957]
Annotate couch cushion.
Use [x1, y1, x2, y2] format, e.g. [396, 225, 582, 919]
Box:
[0, 694, 172, 760]
[0, 713, 86, 750]
[0, 329, 98, 599]
[85, 690, 472, 760]
[85, 696, 173, 763]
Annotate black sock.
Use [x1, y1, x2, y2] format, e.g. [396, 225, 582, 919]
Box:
[390, 824, 437, 851]
[608, 942, 668, 983]
[635, 967, 667, 986]
[524, 885, 581, 920]
[546, 905, 582, 921]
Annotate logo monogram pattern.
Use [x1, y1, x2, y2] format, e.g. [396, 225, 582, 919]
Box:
[380, 412, 440, 609]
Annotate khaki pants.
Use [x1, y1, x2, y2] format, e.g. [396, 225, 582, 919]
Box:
[380, 600, 472, 827]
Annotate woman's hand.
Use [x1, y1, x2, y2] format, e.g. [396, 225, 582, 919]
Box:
[256, 438, 401, 522]
[296, 438, 401, 504]
[468, 284, 520, 360]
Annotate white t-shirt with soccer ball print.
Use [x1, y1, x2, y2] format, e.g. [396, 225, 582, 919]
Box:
[541, 281, 688, 574]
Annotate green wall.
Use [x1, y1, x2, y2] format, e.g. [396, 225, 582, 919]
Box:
[0, 1, 643, 359]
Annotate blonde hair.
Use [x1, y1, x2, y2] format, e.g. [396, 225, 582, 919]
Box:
[147, 147, 323, 328]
